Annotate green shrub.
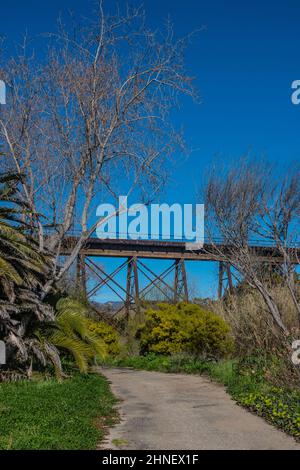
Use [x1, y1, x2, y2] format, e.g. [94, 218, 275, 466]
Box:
[102, 352, 212, 374]
[87, 320, 120, 357]
[138, 303, 234, 358]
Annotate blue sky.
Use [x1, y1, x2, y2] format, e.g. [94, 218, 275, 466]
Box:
[1, 0, 300, 300]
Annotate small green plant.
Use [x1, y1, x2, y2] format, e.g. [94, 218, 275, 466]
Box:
[138, 302, 234, 358]
[112, 438, 129, 447]
[237, 388, 300, 438]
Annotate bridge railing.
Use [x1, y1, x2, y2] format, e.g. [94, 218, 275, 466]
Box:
[42, 227, 300, 248]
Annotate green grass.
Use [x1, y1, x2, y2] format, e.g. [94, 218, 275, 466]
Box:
[0, 373, 117, 450]
[103, 352, 212, 374]
[102, 353, 300, 439]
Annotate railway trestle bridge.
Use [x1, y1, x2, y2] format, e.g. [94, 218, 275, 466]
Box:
[60, 237, 298, 319]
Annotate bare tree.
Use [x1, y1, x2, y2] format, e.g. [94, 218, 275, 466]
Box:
[0, 2, 198, 297]
[203, 159, 300, 334]
[255, 168, 300, 321]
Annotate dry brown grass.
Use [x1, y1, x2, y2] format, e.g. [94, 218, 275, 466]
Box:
[209, 287, 300, 387]
[210, 287, 300, 354]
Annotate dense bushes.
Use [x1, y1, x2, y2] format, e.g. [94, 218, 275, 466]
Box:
[138, 303, 234, 358]
[87, 320, 120, 357]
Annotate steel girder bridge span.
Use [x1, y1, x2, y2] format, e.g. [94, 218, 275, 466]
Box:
[61, 237, 294, 320]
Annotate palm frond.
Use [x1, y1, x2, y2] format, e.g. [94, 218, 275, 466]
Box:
[45, 297, 107, 373]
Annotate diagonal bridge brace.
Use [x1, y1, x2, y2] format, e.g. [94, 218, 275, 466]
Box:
[77, 255, 189, 320]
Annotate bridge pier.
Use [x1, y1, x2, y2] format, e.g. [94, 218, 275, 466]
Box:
[76, 254, 87, 295]
[77, 252, 239, 312]
[218, 261, 234, 300]
[174, 259, 188, 303]
[125, 257, 140, 319]
[82, 256, 189, 319]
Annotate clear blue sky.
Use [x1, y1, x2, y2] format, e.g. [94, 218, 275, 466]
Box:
[1, 0, 300, 300]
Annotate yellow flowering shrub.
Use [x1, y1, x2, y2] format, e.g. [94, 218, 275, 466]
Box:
[138, 303, 234, 358]
[87, 320, 120, 357]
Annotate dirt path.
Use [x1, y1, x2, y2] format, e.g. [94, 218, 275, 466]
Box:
[100, 367, 300, 450]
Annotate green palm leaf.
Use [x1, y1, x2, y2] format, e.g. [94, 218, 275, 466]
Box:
[46, 297, 107, 374]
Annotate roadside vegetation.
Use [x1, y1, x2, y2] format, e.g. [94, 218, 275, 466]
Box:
[0, 373, 117, 450]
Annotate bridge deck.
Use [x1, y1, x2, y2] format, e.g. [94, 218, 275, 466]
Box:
[61, 237, 288, 262]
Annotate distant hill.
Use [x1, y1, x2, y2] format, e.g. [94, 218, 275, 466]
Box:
[91, 300, 124, 314]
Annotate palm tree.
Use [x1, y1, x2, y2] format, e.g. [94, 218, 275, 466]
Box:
[0, 172, 106, 378]
[0, 171, 54, 373]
